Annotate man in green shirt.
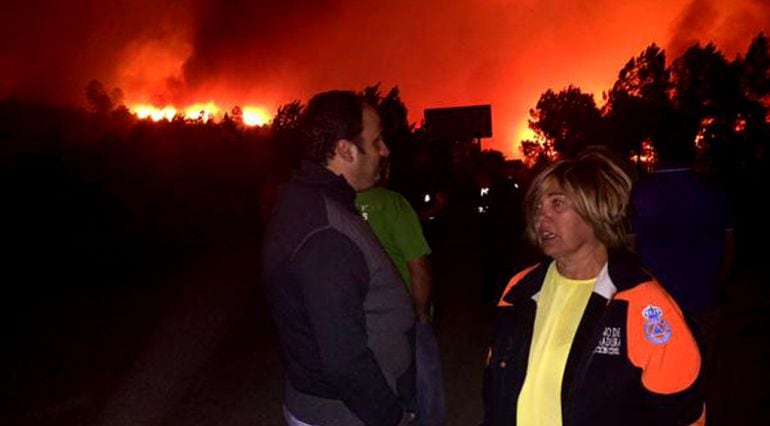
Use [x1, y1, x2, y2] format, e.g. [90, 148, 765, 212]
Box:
[357, 186, 431, 320]
[357, 185, 445, 425]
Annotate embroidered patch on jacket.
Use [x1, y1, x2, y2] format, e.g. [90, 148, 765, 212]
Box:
[594, 326, 622, 355]
[642, 304, 671, 345]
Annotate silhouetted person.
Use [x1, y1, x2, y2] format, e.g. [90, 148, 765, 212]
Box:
[630, 145, 734, 320]
[262, 90, 417, 425]
[356, 164, 445, 426]
[476, 152, 525, 304]
[630, 141, 734, 424]
[398, 139, 450, 250]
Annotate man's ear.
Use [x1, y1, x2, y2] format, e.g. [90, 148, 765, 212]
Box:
[335, 139, 356, 162]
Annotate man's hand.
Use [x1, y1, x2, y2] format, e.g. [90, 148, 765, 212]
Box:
[397, 410, 418, 426]
[407, 256, 432, 323]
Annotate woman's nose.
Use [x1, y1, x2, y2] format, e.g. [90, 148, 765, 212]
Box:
[535, 205, 550, 221]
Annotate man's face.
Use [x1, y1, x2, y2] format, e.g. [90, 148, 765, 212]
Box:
[349, 105, 389, 191]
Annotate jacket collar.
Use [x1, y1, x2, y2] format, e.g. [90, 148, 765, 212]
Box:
[502, 261, 548, 306]
[605, 249, 653, 292]
[502, 250, 653, 305]
[293, 160, 357, 210]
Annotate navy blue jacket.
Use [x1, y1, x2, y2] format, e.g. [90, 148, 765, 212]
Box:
[483, 251, 705, 425]
[262, 161, 415, 426]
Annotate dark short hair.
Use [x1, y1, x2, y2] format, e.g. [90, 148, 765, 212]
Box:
[299, 90, 365, 165]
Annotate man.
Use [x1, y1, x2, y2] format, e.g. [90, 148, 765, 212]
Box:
[630, 143, 733, 424]
[356, 172, 446, 425]
[632, 173, 733, 309]
[262, 90, 416, 426]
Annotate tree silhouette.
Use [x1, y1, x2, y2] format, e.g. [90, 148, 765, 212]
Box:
[528, 86, 603, 158]
[606, 44, 670, 105]
[229, 106, 244, 124]
[269, 100, 304, 171]
[733, 33, 770, 193]
[378, 87, 411, 142]
[670, 43, 747, 182]
[358, 83, 411, 140]
[85, 80, 114, 115]
[739, 32, 770, 103]
[358, 83, 417, 188]
[671, 43, 743, 118]
[733, 32, 770, 165]
[360, 82, 384, 109]
[604, 44, 678, 160]
[272, 100, 303, 134]
[519, 139, 553, 167]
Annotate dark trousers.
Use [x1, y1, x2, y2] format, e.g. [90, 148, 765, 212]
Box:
[416, 323, 446, 426]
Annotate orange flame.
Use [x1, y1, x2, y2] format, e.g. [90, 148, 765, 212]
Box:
[242, 106, 271, 126]
[629, 138, 657, 172]
[129, 102, 272, 125]
[184, 102, 219, 121]
[132, 104, 177, 121]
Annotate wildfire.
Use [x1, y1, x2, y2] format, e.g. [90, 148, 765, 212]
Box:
[734, 117, 746, 133]
[630, 138, 657, 172]
[133, 104, 177, 122]
[242, 106, 271, 126]
[694, 117, 715, 150]
[184, 102, 219, 121]
[129, 102, 272, 126]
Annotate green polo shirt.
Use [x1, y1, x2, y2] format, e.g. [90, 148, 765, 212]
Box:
[356, 187, 431, 289]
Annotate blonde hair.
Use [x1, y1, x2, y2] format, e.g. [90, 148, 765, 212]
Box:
[524, 150, 633, 249]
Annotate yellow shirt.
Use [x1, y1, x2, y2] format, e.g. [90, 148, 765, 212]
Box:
[516, 262, 596, 426]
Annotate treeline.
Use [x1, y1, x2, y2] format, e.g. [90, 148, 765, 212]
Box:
[524, 33, 769, 186]
[1, 100, 278, 298]
[521, 34, 770, 264]
[0, 81, 427, 291]
[2, 34, 768, 296]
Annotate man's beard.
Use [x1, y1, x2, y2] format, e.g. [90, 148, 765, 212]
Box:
[375, 158, 390, 185]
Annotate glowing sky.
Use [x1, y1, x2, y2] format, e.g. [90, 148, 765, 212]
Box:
[1, 0, 767, 157]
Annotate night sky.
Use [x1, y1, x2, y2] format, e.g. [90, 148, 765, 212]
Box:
[1, 0, 768, 156]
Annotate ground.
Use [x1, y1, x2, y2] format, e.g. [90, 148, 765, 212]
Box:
[3, 212, 768, 426]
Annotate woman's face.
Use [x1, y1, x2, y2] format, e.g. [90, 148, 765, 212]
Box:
[533, 180, 601, 262]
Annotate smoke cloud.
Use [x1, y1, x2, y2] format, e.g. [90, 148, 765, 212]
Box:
[2, 0, 767, 156]
[668, 0, 770, 57]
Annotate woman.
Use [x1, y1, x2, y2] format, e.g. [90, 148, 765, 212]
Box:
[482, 151, 705, 425]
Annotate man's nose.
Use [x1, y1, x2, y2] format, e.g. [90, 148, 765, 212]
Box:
[380, 142, 390, 157]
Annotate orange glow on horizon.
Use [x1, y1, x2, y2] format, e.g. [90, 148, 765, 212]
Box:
[3, 0, 766, 160]
[497, 120, 539, 159]
[184, 102, 219, 121]
[242, 106, 271, 126]
[129, 102, 273, 125]
[133, 104, 177, 122]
